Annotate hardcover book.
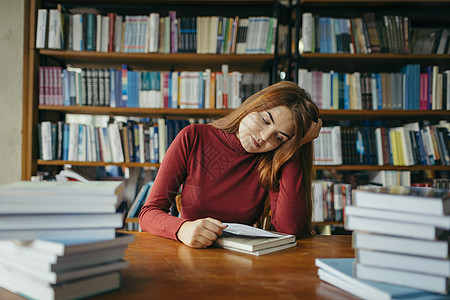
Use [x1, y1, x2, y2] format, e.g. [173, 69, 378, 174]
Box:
[213, 223, 296, 256]
[354, 186, 450, 216]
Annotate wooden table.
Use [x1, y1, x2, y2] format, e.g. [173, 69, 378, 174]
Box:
[0, 232, 357, 300]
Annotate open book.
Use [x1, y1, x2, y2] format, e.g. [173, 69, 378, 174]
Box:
[213, 223, 296, 256]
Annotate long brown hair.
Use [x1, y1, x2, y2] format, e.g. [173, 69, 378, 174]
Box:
[211, 81, 319, 236]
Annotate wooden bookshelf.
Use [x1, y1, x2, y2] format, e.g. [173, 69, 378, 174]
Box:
[23, 0, 284, 179]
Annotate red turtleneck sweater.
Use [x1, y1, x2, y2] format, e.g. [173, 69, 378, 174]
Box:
[139, 124, 307, 240]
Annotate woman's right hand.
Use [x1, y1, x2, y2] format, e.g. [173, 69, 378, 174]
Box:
[176, 217, 228, 248]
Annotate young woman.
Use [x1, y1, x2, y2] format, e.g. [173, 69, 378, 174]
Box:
[139, 81, 321, 248]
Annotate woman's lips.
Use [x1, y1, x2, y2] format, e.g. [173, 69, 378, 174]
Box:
[251, 136, 261, 147]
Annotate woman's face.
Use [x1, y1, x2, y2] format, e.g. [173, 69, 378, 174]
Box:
[237, 106, 295, 153]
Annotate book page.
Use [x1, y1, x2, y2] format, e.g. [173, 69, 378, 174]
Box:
[223, 223, 283, 238]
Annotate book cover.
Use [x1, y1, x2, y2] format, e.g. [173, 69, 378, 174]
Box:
[353, 231, 449, 259]
[355, 262, 449, 294]
[345, 205, 450, 229]
[356, 249, 450, 277]
[345, 214, 447, 240]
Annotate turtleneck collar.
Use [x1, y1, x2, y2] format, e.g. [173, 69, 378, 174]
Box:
[214, 126, 249, 155]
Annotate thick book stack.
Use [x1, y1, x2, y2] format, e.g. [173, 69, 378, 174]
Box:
[0, 180, 134, 299]
[213, 223, 297, 256]
[340, 186, 450, 296]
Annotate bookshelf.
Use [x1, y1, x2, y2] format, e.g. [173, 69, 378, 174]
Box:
[291, 0, 450, 185]
[22, 0, 286, 180]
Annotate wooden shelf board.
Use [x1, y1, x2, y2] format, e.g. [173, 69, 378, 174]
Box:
[39, 50, 274, 72]
[38, 105, 450, 119]
[37, 160, 160, 168]
[37, 160, 450, 171]
[39, 105, 233, 117]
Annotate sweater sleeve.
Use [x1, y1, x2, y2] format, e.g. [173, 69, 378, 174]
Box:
[138, 126, 193, 240]
[268, 150, 308, 237]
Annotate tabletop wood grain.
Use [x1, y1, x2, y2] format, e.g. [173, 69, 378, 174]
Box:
[0, 232, 358, 300]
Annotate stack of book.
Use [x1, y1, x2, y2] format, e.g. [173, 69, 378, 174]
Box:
[0, 180, 134, 299]
[316, 186, 450, 298]
[213, 223, 297, 256]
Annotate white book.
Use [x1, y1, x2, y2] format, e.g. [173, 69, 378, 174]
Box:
[171, 71, 179, 108]
[213, 223, 296, 255]
[354, 186, 450, 216]
[312, 181, 324, 222]
[114, 15, 123, 52]
[71, 14, 83, 51]
[138, 123, 145, 163]
[36, 9, 48, 48]
[374, 127, 384, 166]
[157, 118, 167, 163]
[108, 123, 125, 163]
[67, 123, 79, 161]
[345, 215, 447, 240]
[47, 9, 62, 49]
[0, 202, 118, 214]
[321, 72, 332, 109]
[204, 68, 211, 109]
[0, 180, 124, 196]
[355, 262, 449, 294]
[0, 213, 123, 230]
[356, 249, 450, 277]
[41, 121, 53, 160]
[345, 205, 450, 229]
[2, 259, 128, 285]
[353, 231, 449, 259]
[0, 228, 116, 241]
[101, 15, 110, 52]
[99, 127, 113, 162]
[0, 233, 133, 257]
[148, 13, 159, 53]
[302, 13, 313, 52]
[0, 269, 121, 300]
[331, 126, 342, 165]
[0, 244, 126, 273]
[96, 14, 103, 52]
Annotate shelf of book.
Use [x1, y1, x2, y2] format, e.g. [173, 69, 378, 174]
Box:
[40, 50, 275, 72]
[37, 160, 450, 171]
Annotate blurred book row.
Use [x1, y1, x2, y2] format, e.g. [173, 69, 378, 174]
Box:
[301, 12, 450, 55]
[298, 65, 450, 111]
[313, 121, 450, 167]
[36, 8, 278, 55]
[39, 64, 269, 110]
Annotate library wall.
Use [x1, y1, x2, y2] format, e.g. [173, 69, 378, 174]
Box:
[0, 0, 24, 185]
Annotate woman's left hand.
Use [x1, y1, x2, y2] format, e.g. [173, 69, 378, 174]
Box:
[299, 118, 322, 147]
